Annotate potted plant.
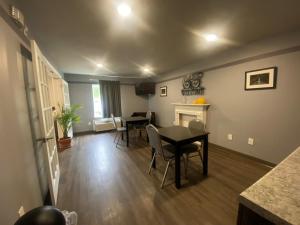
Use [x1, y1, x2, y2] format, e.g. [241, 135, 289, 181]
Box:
[56, 104, 81, 151]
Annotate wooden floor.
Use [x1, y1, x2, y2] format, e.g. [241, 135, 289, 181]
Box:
[57, 132, 271, 225]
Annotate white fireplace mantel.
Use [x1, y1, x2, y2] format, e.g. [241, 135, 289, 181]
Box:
[172, 103, 210, 127]
[171, 103, 210, 107]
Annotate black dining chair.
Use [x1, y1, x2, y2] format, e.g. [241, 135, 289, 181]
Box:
[184, 119, 205, 177]
[146, 124, 197, 188]
[134, 110, 152, 139]
[111, 113, 127, 148]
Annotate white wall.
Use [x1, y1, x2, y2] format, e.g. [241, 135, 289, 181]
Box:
[0, 16, 42, 224]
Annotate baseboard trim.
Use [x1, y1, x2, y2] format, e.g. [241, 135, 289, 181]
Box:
[94, 129, 115, 134]
[73, 130, 95, 136]
[209, 143, 276, 168]
[74, 129, 116, 136]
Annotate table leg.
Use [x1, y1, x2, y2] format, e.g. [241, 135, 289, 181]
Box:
[175, 145, 181, 189]
[203, 134, 208, 176]
[126, 123, 129, 147]
[121, 120, 124, 140]
[151, 147, 156, 168]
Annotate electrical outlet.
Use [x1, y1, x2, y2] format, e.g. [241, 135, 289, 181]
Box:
[88, 121, 91, 126]
[227, 134, 233, 141]
[248, 138, 254, 145]
[18, 206, 25, 217]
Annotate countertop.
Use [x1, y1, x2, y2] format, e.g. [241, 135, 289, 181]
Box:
[239, 146, 300, 225]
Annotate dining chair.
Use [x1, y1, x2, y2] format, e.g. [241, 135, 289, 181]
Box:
[134, 110, 152, 139]
[111, 113, 127, 148]
[146, 110, 152, 123]
[146, 124, 197, 188]
[184, 119, 205, 176]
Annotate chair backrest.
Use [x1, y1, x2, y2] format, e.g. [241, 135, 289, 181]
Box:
[146, 111, 152, 122]
[188, 119, 205, 131]
[111, 113, 117, 129]
[146, 124, 167, 159]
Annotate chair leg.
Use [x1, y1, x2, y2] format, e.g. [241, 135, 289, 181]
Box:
[198, 149, 203, 162]
[185, 155, 189, 178]
[113, 131, 118, 143]
[116, 132, 121, 147]
[161, 161, 171, 188]
[148, 152, 156, 174]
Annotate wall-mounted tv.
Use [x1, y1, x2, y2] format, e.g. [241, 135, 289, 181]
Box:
[135, 82, 155, 95]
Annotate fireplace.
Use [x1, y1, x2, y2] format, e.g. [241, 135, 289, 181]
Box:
[172, 103, 210, 128]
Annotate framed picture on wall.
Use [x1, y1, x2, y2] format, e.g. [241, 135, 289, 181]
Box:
[160, 86, 167, 97]
[245, 67, 277, 90]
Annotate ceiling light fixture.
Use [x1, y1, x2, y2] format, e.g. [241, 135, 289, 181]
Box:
[143, 68, 150, 73]
[204, 33, 218, 42]
[117, 3, 132, 17]
[142, 67, 151, 74]
[97, 63, 103, 68]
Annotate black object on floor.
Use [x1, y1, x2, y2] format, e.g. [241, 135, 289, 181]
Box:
[14, 206, 66, 225]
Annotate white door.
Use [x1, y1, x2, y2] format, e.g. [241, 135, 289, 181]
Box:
[63, 81, 73, 137]
[31, 40, 60, 205]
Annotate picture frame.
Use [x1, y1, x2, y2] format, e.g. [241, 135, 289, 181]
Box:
[160, 86, 167, 97]
[245, 67, 277, 90]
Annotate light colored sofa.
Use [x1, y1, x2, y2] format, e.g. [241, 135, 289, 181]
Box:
[93, 117, 121, 132]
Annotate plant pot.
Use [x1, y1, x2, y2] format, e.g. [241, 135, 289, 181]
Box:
[58, 137, 72, 151]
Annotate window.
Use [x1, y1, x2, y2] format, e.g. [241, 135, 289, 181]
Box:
[92, 84, 102, 118]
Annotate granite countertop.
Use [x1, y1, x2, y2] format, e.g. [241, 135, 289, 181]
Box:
[239, 146, 300, 225]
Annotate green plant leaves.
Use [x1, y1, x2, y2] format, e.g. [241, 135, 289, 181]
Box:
[56, 104, 81, 138]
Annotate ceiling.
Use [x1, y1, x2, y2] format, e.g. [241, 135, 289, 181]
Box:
[15, 0, 300, 77]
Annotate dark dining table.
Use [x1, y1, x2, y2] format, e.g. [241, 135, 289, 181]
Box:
[121, 116, 149, 147]
[157, 126, 209, 189]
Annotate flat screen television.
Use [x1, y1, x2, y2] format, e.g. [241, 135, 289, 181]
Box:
[135, 82, 155, 95]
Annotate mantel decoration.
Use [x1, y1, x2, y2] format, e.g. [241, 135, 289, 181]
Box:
[245, 67, 277, 90]
[192, 97, 206, 104]
[181, 72, 205, 95]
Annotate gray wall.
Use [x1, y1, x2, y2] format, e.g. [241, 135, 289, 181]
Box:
[120, 84, 149, 117]
[69, 83, 94, 133]
[0, 16, 42, 225]
[68, 82, 149, 132]
[149, 36, 300, 164]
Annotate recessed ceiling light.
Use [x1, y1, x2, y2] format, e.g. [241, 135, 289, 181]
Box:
[97, 63, 103, 68]
[117, 3, 132, 17]
[204, 33, 218, 42]
[142, 67, 151, 74]
[143, 68, 150, 73]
